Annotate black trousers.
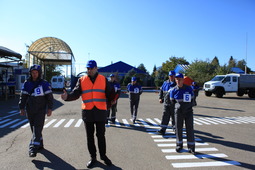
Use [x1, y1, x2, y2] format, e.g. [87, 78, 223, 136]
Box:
[107, 103, 117, 120]
[27, 112, 45, 150]
[84, 121, 106, 159]
[160, 104, 175, 131]
[175, 106, 195, 149]
[130, 99, 139, 119]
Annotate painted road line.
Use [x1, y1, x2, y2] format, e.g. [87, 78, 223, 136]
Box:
[194, 118, 211, 125]
[53, 119, 66, 127]
[172, 160, 241, 168]
[138, 118, 151, 127]
[157, 142, 209, 147]
[166, 153, 228, 160]
[0, 119, 20, 128]
[207, 117, 228, 124]
[122, 119, 130, 127]
[161, 147, 218, 153]
[0, 112, 19, 120]
[75, 119, 83, 127]
[154, 118, 161, 124]
[8, 110, 19, 113]
[150, 134, 177, 138]
[220, 117, 241, 124]
[199, 118, 218, 124]
[193, 120, 203, 125]
[114, 119, 121, 127]
[154, 138, 202, 142]
[146, 118, 160, 126]
[64, 119, 75, 127]
[44, 119, 57, 128]
[226, 117, 249, 124]
[0, 119, 11, 125]
[10, 119, 28, 128]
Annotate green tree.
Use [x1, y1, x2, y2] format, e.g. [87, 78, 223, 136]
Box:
[227, 56, 236, 72]
[161, 56, 189, 74]
[186, 59, 215, 85]
[154, 67, 165, 89]
[211, 56, 220, 67]
[151, 65, 157, 78]
[44, 64, 63, 82]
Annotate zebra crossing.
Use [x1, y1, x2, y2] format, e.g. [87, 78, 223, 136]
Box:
[148, 130, 241, 168]
[0, 110, 255, 129]
[1, 111, 251, 168]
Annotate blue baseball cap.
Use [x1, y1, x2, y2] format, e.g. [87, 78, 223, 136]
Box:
[86, 60, 97, 68]
[110, 74, 114, 77]
[131, 77, 137, 81]
[175, 73, 184, 78]
[168, 70, 176, 76]
[192, 82, 196, 85]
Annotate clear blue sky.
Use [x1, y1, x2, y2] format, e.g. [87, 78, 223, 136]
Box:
[1, 0, 254, 74]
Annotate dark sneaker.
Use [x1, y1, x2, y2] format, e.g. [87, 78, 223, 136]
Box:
[176, 146, 183, 153]
[86, 158, 97, 168]
[156, 129, 165, 135]
[29, 151, 37, 157]
[101, 156, 112, 166]
[188, 148, 195, 155]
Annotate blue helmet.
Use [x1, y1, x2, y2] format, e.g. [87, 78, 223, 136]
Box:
[29, 64, 42, 79]
[175, 73, 184, 78]
[192, 82, 196, 85]
[110, 74, 114, 77]
[131, 77, 137, 81]
[29, 64, 42, 74]
[168, 70, 176, 76]
[86, 60, 97, 68]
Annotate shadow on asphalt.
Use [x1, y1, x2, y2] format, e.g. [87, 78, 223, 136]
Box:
[194, 129, 255, 169]
[194, 105, 245, 112]
[32, 149, 76, 170]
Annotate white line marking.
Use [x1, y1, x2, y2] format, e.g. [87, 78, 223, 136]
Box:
[172, 160, 241, 168]
[162, 147, 218, 153]
[194, 118, 211, 125]
[44, 119, 57, 128]
[53, 119, 66, 127]
[158, 142, 208, 147]
[0, 119, 20, 128]
[166, 153, 228, 160]
[122, 119, 130, 127]
[10, 119, 28, 128]
[0, 119, 11, 124]
[64, 119, 75, 127]
[75, 119, 83, 127]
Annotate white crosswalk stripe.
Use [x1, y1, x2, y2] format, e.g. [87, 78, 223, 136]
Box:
[0, 113, 255, 129]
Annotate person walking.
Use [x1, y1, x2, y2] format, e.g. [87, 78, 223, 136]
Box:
[106, 74, 121, 123]
[19, 64, 54, 157]
[191, 81, 200, 106]
[61, 60, 113, 168]
[169, 73, 195, 154]
[127, 77, 142, 123]
[157, 70, 176, 135]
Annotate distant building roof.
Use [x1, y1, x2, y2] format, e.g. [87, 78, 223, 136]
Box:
[230, 67, 245, 74]
[0, 46, 22, 62]
[174, 64, 190, 73]
[98, 61, 146, 74]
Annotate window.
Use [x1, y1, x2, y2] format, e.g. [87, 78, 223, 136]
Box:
[233, 76, 237, 82]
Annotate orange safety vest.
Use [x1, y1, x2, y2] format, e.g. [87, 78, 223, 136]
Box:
[80, 74, 107, 110]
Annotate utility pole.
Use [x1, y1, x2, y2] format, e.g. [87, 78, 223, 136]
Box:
[245, 32, 248, 74]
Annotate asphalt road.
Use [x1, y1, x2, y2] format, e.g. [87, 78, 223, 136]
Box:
[0, 91, 255, 170]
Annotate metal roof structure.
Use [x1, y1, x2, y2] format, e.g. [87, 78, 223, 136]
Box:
[28, 37, 75, 65]
[98, 61, 146, 74]
[0, 46, 22, 63]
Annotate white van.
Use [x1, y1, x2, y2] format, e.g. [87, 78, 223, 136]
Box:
[51, 76, 65, 90]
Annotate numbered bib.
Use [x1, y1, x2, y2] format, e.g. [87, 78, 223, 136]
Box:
[183, 94, 191, 102]
[34, 86, 44, 96]
[134, 87, 140, 94]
